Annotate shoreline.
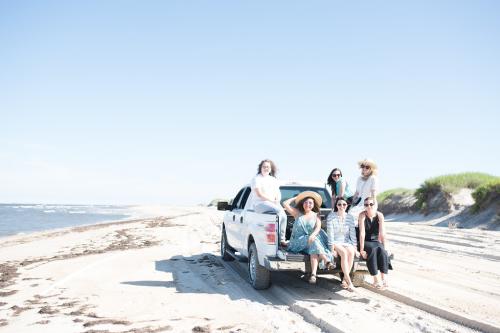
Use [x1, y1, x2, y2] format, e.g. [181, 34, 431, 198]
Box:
[0, 204, 200, 240]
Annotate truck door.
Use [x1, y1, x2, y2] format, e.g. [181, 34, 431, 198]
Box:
[225, 187, 250, 250]
[235, 188, 252, 252]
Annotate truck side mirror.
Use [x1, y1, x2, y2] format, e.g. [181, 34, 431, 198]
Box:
[217, 201, 231, 211]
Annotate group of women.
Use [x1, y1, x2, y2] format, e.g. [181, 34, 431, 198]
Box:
[248, 158, 390, 291]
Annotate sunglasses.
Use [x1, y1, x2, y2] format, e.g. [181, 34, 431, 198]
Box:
[332, 173, 341, 177]
[337, 203, 347, 207]
[364, 203, 375, 207]
[361, 165, 371, 170]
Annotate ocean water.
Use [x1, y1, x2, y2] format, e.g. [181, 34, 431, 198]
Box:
[0, 204, 135, 238]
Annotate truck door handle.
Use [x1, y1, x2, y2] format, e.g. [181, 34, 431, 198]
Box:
[232, 215, 235, 222]
[240, 216, 243, 223]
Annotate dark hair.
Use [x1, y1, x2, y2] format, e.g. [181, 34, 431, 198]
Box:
[364, 197, 375, 203]
[333, 197, 348, 212]
[257, 159, 277, 177]
[297, 197, 320, 214]
[326, 168, 342, 195]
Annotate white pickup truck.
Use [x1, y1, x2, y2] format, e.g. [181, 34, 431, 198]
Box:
[217, 182, 371, 289]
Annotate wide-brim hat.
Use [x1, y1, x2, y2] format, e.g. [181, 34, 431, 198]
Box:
[358, 158, 378, 171]
[294, 191, 322, 208]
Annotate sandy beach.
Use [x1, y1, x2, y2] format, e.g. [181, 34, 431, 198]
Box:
[1, 206, 499, 333]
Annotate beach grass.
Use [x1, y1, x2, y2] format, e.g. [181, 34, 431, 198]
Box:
[415, 172, 499, 210]
[471, 179, 500, 213]
[378, 188, 415, 203]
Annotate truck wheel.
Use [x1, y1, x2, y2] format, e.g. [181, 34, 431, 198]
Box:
[248, 243, 271, 289]
[221, 228, 234, 261]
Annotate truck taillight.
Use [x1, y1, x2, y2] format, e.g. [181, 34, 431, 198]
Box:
[265, 223, 276, 232]
[265, 223, 276, 244]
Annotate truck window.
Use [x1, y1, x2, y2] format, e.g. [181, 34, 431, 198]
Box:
[237, 187, 251, 209]
[231, 188, 245, 210]
[279, 186, 332, 209]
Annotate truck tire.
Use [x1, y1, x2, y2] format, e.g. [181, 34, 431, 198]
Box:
[248, 243, 271, 289]
[220, 227, 234, 261]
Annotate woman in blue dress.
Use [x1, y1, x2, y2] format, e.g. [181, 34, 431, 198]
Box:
[283, 191, 333, 284]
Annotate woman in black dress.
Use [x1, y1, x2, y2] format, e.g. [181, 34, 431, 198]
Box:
[358, 197, 389, 289]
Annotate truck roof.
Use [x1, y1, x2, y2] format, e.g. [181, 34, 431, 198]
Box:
[278, 180, 327, 188]
[241, 180, 328, 189]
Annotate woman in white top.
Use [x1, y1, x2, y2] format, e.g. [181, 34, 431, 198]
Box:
[351, 158, 379, 212]
[249, 159, 288, 247]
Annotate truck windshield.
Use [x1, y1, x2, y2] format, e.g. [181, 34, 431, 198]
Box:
[279, 186, 332, 209]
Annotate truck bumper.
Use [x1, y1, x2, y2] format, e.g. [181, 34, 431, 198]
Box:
[264, 257, 306, 271]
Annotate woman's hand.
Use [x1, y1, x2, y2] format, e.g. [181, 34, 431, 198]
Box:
[360, 250, 367, 259]
[307, 234, 315, 245]
[378, 233, 386, 244]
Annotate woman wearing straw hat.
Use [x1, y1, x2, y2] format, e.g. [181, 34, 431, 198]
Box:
[283, 191, 333, 284]
[351, 158, 379, 212]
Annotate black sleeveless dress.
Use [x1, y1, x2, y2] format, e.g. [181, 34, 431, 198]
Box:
[363, 213, 389, 275]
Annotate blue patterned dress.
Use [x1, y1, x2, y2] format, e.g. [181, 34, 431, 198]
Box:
[287, 213, 332, 260]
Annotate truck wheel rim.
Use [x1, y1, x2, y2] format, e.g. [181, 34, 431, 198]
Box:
[221, 232, 225, 255]
[250, 250, 256, 282]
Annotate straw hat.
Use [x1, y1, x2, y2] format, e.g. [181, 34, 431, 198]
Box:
[294, 191, 322, 208]
[358, 158, 378, 174]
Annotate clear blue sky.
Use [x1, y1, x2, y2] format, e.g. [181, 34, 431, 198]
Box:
[1, 1, 499, 205]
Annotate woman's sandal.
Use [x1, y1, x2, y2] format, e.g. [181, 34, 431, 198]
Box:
[341, 280, 348, 289]
[308, 274, 317, 284]
[372, 281, 385, 290]
[347, 283, 356, 292]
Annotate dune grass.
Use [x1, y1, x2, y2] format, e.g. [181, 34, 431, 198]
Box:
[415, 172, 499, 210]
[471, 180, 500, 213]
[378, 188, 415, 203]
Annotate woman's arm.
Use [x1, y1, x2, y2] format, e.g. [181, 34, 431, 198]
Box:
[370, 176, 379, 205]
[308, 216, 322, 245]
[348, 215, 357, 246]
[338, 180, 346, 198]
[351, 177, 361, 203]
[326, 215, 334, 250]
[282, 197, 299, 219]
[358, 212, 367, 258]
[377, 211, 386, 245]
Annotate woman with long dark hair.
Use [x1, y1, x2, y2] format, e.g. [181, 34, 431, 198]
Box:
[326, 168, 354, 211]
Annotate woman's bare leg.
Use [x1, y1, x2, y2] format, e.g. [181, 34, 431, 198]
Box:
[310, 254, 319, 277]
[334, 245, 353, 286]
[346, 246, 355, 274]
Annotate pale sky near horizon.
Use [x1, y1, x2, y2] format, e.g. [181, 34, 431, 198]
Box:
[1, 1, 499, 205]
